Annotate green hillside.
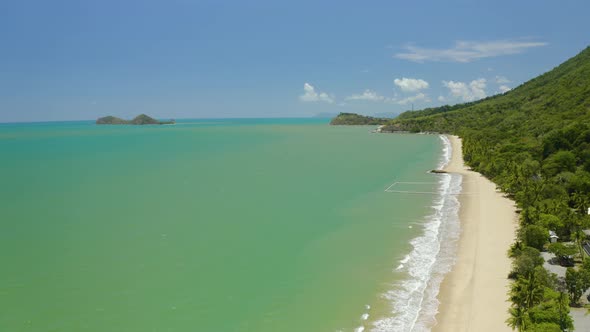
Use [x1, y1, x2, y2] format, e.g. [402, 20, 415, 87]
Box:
[129, 114, 164, 125]
[96, 115, 128, 125]
[329, 112, 386, 125]
[406, 47, 590, 332]
[333, 46, 590, 331]
[385, 46, 590, 136]
[386, 47, 590, 188]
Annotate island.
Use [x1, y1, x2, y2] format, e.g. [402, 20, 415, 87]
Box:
[96, 114, 175, 125]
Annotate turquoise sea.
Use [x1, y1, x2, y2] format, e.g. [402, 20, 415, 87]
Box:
[0, 119, 460, 331]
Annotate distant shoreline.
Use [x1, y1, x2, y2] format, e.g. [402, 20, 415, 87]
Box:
[433, 135, 516, 331]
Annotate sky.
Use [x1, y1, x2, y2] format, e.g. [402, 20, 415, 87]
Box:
[1, 0, 589, 122]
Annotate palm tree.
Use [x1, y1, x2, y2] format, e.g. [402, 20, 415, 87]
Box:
[507, 273, 544, 331]
[572, 191, 589, 215]
[522, 273, 545, 309]
[507, 306, 528, 331]
[557, 291, 574, 331]
[573, 228, 586, 259]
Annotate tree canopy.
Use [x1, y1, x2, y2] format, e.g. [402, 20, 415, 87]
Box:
[331, 45, 590, 331]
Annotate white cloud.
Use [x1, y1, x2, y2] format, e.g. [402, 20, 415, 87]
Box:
[438, 95, 446, 102]
[299, 83, 334, 103]
[346, 90, 387, 102]
[495, 75, 511, 84]
[443, 78, 487, 102]
[395, 40, 548, 63]
[499, 85, 511, 93]
[394, 77, 429, 92]
[397, 93, 429, 105]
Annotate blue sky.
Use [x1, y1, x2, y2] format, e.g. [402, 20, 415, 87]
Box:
[1, 0, 589, 122]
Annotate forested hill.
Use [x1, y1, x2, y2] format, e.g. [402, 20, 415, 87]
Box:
[384, 46, 590, 135]
[384, 46, 590, 182]
[332, 46, 590, 331]
[329, 113, 386, 125]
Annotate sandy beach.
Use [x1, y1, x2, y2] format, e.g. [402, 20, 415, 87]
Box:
[433, 135, 517, 332]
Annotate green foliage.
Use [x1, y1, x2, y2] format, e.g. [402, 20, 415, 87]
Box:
[565, 267, 590, 304]
[525, 288, 573, 331]
[511, 247, 545, 279]
[543, 151, 577, 178]
[507, 305, 530, 331]
[508, 267, 572, 331]
[129, 114, 163, 125]
[96, 114, 173, 125]
[331, 46, 590, 330]
[96, 115, 127, 124]
[539, 214, 565, 236]
[379, 46, 590, 193]
[553, 290, 574, 332]
[382, 46, 590, 330]
[547, 242, 577, 258]
[329, 113, 387, 125]
[521, 225, 549, 251]
[526, 322, 563, 332]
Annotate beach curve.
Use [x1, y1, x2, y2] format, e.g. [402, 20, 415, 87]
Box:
[433, 135, 517, 332]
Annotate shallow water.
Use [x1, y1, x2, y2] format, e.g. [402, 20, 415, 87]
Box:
[0, 119, 448, 331]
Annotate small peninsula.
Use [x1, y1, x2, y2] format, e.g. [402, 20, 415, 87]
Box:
[96, 114, 175, 125]
[329, 112, 386, 125]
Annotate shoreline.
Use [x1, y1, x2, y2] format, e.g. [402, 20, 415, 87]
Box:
[433, 135, 516, 332]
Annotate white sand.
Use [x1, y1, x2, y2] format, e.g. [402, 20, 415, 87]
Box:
[433, 135, 517, 332]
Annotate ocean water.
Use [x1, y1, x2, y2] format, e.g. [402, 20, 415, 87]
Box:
[0, 119, 460, 332]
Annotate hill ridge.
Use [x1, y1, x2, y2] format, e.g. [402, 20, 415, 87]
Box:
[96, 114, 175, 125]
[331, 45, 590, 331]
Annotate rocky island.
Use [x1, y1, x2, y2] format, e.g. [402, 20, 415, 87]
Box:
[96, 114, 175, 125]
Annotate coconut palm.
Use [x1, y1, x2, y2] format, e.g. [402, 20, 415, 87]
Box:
[507, 306, 529, 331]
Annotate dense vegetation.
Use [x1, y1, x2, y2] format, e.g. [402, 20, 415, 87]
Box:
[96, 114, 175, 125]
[329, 112, 386, 125]
[96, 115, 128, 124]
[332, 46, 590, 331]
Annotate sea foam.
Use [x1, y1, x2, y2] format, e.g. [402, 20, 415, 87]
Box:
[372, 135, 462, 332]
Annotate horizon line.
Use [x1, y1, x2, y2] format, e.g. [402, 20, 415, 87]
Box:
[0, 115, 340, 125]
